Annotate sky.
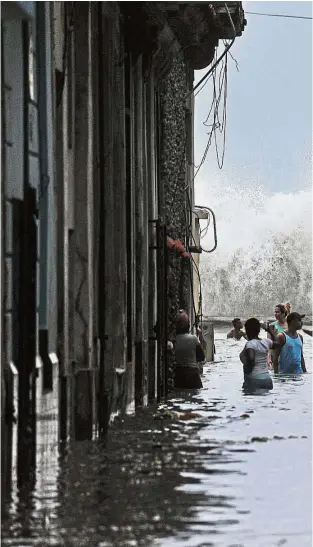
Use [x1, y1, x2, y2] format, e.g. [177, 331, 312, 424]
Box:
[194, 1, 312, 257]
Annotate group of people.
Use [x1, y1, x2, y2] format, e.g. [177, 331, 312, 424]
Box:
[227, 303, 311, 392]
[170, 303, 310, 393]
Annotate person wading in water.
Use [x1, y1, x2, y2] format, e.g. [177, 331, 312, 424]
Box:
[174, 311, 205, 389]
[265, 303, 290, 369]
[240, 318, 281, 392]
[268, 303, 290, 337]
[227, 318, 247, 341]
[273, 312, 307, 374]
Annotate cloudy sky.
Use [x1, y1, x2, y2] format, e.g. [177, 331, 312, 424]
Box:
[194, 1, 312, 258]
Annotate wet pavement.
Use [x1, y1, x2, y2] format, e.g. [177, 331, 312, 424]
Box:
[2, 326, 312, 547]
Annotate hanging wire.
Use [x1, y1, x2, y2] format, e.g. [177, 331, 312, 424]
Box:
[214, 53, 228, 169]
[223, 39, 239, 72]
[191, 36, 234, 95]
[194, 69, 214, 98]
[245, 11, 312, 20]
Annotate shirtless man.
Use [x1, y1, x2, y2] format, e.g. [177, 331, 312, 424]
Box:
[227, 318, 247, 341]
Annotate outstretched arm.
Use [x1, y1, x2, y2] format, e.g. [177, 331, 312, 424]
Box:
[299, 334, 307, 372]
[303, 328, 312, 337]
[196, 341, 205, 362]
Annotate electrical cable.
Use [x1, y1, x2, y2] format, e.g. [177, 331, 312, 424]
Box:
[195, 205, 218, 253]
[191, 38, 234, 95]
[191, 2, 236, 95]
[223, 39, 239, 71]
[214, 54, 228, 169]
[194, 69, 214, 98]
[183, 194, 205, 333]
[245, 11, 312, 20]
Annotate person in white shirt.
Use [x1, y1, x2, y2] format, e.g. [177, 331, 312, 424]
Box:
[240, 318, 280, 392]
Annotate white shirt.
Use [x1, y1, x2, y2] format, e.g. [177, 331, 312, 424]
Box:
[240, 338, 273, 379]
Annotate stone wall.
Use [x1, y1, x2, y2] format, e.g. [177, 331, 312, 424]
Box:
[159, 52, 191, 340]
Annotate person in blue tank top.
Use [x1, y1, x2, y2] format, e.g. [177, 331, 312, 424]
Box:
[273, 312, 307, 374]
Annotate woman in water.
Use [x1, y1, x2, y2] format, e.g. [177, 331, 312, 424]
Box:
[268, 303, 290, 336]
[240, 318, 280, 392]
[266, 303, 290, 368]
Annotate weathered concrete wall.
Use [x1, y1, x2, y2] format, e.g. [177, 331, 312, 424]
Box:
[160, 52, 191, 339]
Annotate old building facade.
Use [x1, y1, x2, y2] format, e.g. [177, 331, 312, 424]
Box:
[1, 1, 246, 492]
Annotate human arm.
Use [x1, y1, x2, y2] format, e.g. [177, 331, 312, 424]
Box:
[263, 323, 277, 341]
[299, 334, 307, 372]
[227, 329, 234, 339]
[196, 327, 207, 349]
[244, 348, 256, 376]
[302, 328, 312, 337]
[272, 333, 285, 373]
[195, 337, 205, 362]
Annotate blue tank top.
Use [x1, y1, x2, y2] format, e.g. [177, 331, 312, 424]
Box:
[278, 333, 303, 374]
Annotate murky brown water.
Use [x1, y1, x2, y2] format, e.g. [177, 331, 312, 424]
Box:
[2, 327, 312, 547]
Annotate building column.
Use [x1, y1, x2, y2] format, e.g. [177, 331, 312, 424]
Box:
[146, 71, 158, 401]
[72, 2, 95, 440]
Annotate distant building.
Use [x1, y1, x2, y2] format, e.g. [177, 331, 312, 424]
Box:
[1, 1, 246, 493]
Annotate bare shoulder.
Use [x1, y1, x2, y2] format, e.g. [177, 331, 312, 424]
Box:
[276, 332, 285, 344]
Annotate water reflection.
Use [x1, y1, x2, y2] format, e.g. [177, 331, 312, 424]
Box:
[1, 328, 312, 547]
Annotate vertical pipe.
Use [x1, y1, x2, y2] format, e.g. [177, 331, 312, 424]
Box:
[97, 4, 107, 437]
[156, 220, 161, 400]
[87, 4, 94, 371]
[134, 55, 144, 405]
[163, 225, 168, 397]
[18, 20, 37, 484]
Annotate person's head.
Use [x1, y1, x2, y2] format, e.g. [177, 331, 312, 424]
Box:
[232, 318, 243, 330]
[245, 318, 261, 340]
[176, 311, 190, 334]
[284, 302, 291, 315]
[274, 304, 287, 322]
[286, 312, 305, 331]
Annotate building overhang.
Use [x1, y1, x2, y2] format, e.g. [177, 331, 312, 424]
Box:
[2, 1, 35, 20]
[148, 2, 247, 70]
[123, 2, 246, 73]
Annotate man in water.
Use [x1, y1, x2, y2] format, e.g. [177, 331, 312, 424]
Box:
[273, 312, 307, 374]
[227, 318, 247, 341]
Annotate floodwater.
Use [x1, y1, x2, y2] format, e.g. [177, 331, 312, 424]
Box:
[2, 326, 312, 547]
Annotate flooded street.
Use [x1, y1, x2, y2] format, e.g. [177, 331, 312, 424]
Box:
[2, 326, 312, 547]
